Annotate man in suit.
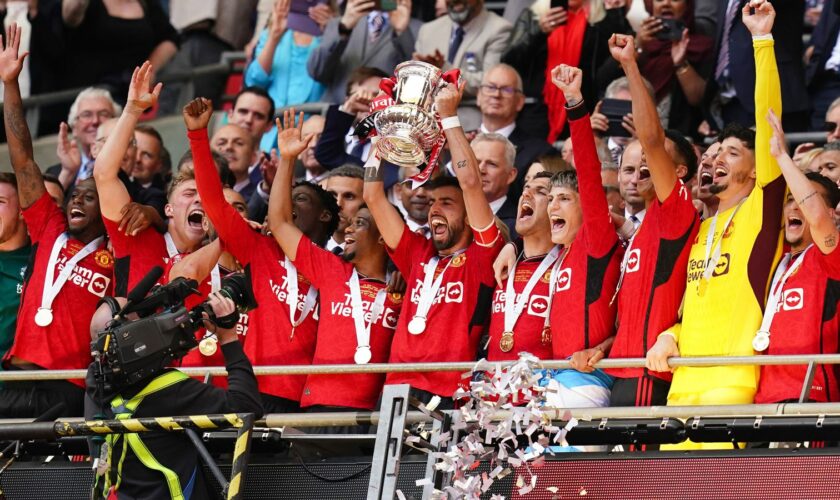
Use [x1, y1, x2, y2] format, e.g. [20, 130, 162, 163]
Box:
[48, 88, 121, 191]
[307, 0, 421, 104]
[211, 124, 260, 201]
[805, 0, 840, 130]
[706, 0, 808, 131]
[477, 63, 554, 174]
[471, 132, 519, 238]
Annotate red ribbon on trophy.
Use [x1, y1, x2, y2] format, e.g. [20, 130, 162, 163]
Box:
[356, 68, 462, 189]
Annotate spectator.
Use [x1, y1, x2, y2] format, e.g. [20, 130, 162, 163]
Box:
[797, 146, 824, 173]
[600, 164, 625, 214]
[229, 86, 276, 153]
[0, 173, 30, 362]
[393, 165, 431, 234]
[471, 132, 520, 237]
[211, 124, 260, 201]
[308, 0, 420, 104]
[814, 142, 840, 184]
[826, 96, 840, 142]
[805, 0, 840, 130]
[314, 67, 386, 169]
[245, 0, 328, 148]
[60, 0, 178, 102]
[162, 0, 259, 112]
[298, 115, 328, 183]
[414, 0, 512, 99]
[523, 151, 572, 184]
[590, 76, 651, 166]
[632, 0, 714, 138]
[133, 125, 167, 192]
[47, 88, 121, 191]
[706, 0, 808, 131]
[321, 165, 364, 255]
[476, 64, 555, 173]
[502, 0, 633, 141]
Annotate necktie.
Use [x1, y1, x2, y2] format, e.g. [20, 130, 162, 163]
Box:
[369, 12, 386, 44]
[350, 139, 368, 159]
[448, 26, 465, 64]
[630, 214, 641, 228]
[332, 245, 344, 256]
[76, 159, 94, 184]
[714, 0, 741, 82]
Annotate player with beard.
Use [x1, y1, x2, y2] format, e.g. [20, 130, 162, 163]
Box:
[363, 81, 504, 407]
[185, 98, 339, 413]
[646, 0, 786, 450]
[0, 24, 113, 417]
[602, 35, 700, 415]
[695, 142, 721, 220]
[93, 62, 207, 296]
[269, 109, 401, 412]
[487, 171, 556, 361]
[752, 112, 840, 405]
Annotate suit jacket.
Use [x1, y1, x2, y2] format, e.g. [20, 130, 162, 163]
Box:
[307, 16, 421, 104]
[806, 0, 840, 86]
[414, 9, 513, 96]
[706, 0, 808, 114]
[508, 125, 555, 173]
[314, 105, 363, 170]
[494, 193, 519, 241]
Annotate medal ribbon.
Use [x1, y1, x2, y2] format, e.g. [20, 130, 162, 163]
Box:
[39, 233, 105, 319]
[413, 249, 465, 324]
[701, 198, 746, 284]
[542, 245, 573, 331]
[348, 270, 388, 358]
[284, 257, 318, 328]
[503, 246, 560, 333]
[757, 245, 811, 337]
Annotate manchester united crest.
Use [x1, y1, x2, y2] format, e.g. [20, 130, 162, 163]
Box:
[94, 249, 114, 269]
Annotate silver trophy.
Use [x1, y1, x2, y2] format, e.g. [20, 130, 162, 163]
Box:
[374, 61, 447, 167]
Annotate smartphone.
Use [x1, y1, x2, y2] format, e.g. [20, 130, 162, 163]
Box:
[374, 0, 398, 11]
[655, 17, 686, 41]
[600, 98, 633, 138]
[551, 0, 569, 9]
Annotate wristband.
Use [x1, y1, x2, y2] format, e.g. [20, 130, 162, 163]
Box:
[471, 219, 501, 247]
[752, 34, 773, 41]
[441, 116, 461, 130]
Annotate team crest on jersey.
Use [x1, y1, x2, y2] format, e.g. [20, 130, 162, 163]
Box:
[540, 269, 552, 283]
[94, 249, 114, 269]
[723, 221, 735, 238]
[450, 253, 466, 268]
[626, 249, 641, 273]
[389, 292, 403, 304]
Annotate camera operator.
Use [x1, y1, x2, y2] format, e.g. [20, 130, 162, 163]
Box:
[85, 291, 263, 500]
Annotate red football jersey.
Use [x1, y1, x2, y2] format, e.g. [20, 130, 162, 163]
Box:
[607, 182, 699, 381]
[386, 226, 503, 397]
[487, 255, 554, 361]
[190, 128, 318, 401]
[104, 217, 167, 296]
[294, 237, 402, 409]
[755, 247, 840, 403]
[550, 112, 622, 359]
[10, 193, 114, 387]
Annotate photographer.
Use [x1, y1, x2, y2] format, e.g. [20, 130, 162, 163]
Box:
[85, 292, 263, 500]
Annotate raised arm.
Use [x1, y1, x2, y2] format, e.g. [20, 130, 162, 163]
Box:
[744, 0, 782, 188]
[268, 109, 314, 261]
[610, 35, 678, 203]
[93, 61, 162, 222]
[768, 110, 838, 254]
[436, 81, 495, 231]
[362, 152, 405, 250]
[256, 0, 289, 77]
[0, 23, 45, 208]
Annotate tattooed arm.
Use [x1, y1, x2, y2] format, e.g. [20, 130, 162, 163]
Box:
[0, 23, 45, 208]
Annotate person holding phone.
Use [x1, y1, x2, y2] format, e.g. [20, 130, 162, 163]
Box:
[502, 0, 633, 142]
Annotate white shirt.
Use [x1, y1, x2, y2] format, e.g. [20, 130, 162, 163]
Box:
[479, 122, 516, 139]
[489, 195, 507, 215]
[344, 127, 371, 162]
[625, 208, 646, 228]
[826, 34, 840, 71]
[326, 236, 344, 254]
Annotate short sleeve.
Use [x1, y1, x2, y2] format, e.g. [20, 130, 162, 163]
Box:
[21, 192, 65, 244]
[387, 225, 435, 278]
[292, 235, 348, 288]
[145, 0, 179, 47]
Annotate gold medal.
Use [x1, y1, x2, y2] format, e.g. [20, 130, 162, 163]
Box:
[500, 331, 514, 352]
[541, 326, 552, 346]
[199, 337, 218, 357]
[697, 279, 708, 297]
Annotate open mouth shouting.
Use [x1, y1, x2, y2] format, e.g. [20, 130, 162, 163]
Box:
[69, 207, 86, 223]
[187, 209, 205, 230]
[518, 201, 534, 222]
[713, 165, 729, 184]
[550, 215, 566, 233]
[430, 216, 448, 238]
[787, 214, 803, 230]
[700, 170, 714, 187]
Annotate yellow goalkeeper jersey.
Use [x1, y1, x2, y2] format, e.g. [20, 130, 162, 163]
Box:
[667, 38, 785, 398]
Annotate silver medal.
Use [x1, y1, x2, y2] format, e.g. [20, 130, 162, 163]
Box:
[408, 316, 426, 335]
[752, 330, 770, 352]
[354, 345, 372, 364]
[34, 307, 53, 327]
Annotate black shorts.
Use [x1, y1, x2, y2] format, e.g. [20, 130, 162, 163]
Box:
[609, 375, 670, 408]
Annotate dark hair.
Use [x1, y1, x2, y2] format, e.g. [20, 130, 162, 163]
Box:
[425, 175, 462, 191]
[294, 181, 340, 237]
[0, 172, 17, 189]
[550, 170, 579, 192]
[325, 164, 365, 180]
[234, 86, 275, 122]
[533, 170, 554, 181]
[43, 174, 63, 194]
[806, 171, 840, 208]
[664, 129, 698, 182]
[717, 123, 756, 151]
[135, 124, 164, 149]
[177, 150, 235, 188]
[345, 67, 388, 97]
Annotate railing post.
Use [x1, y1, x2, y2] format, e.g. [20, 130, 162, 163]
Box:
[368, 384, 411, 500]
[226, 413, 254, 500]
[798, 361, 818, 403]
